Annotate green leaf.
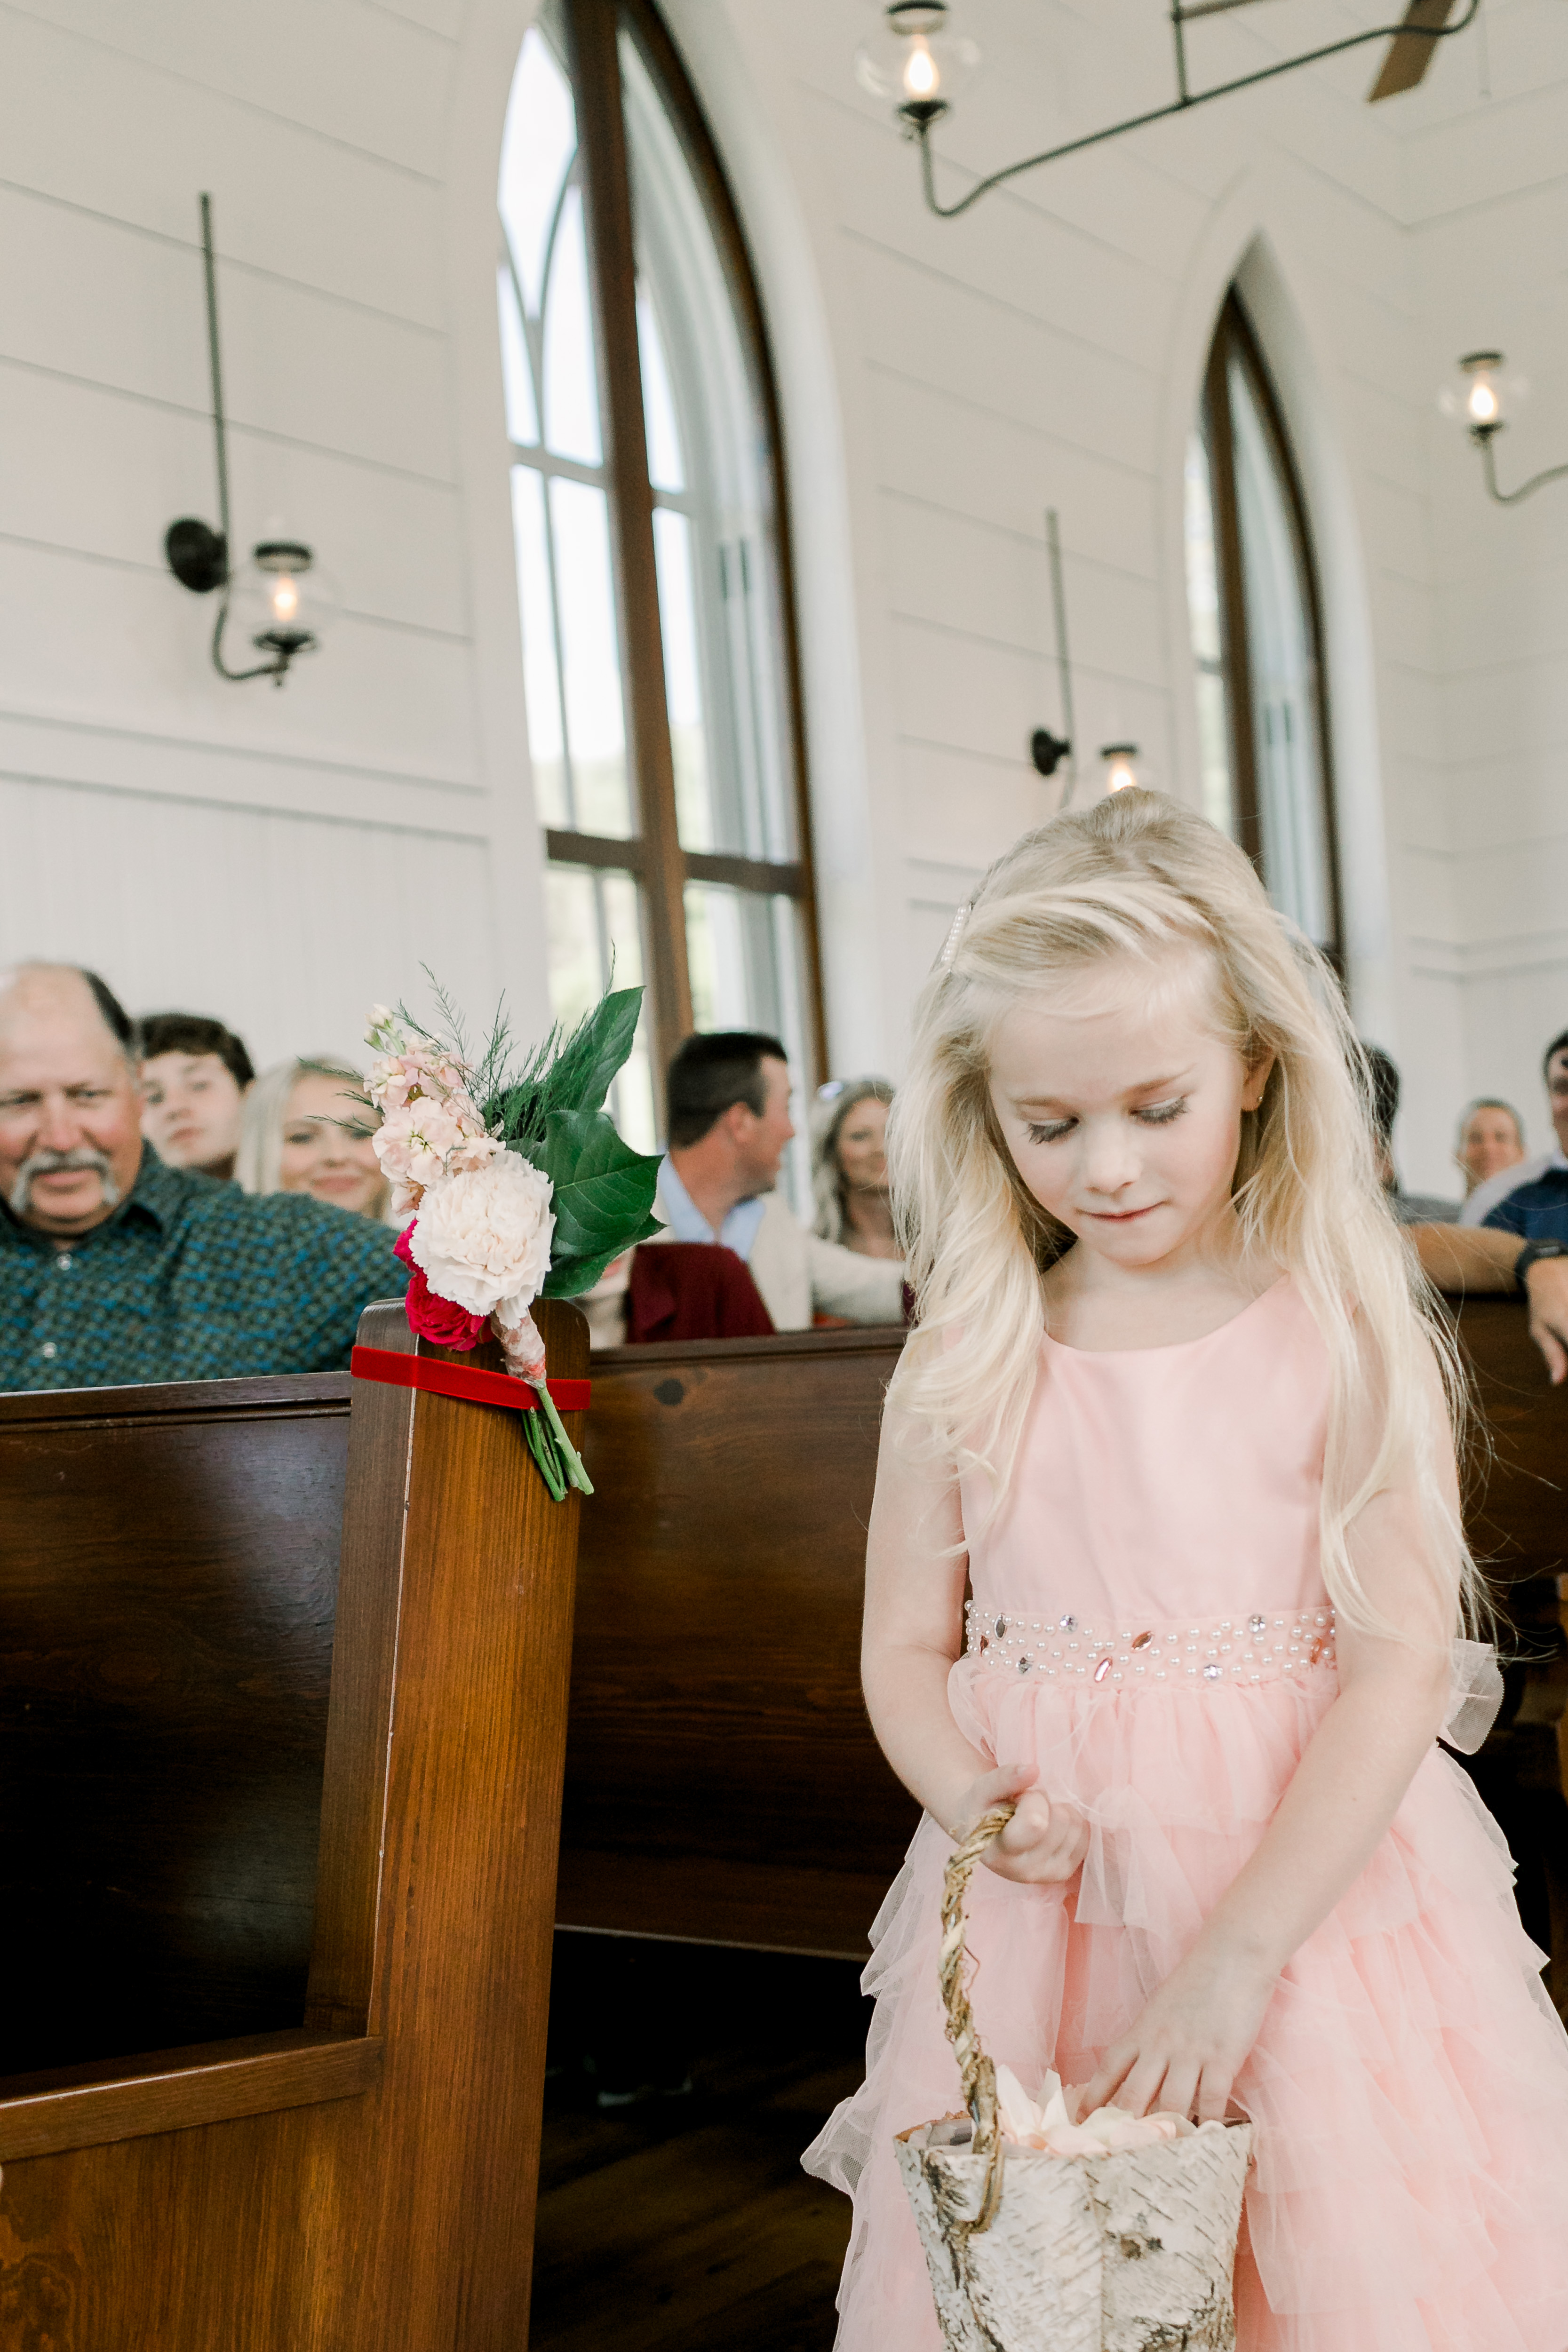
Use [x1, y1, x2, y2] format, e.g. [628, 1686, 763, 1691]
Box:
[486, 988, 645, 1149]
[535, 1108, 662, 1270]
[541, 1213, 664, 1299]
[546, 988, 643, 1118]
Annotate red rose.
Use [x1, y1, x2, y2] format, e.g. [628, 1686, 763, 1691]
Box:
[398, 1241, 491, 1352]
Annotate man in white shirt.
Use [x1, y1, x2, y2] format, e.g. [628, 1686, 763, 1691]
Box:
[654, 1031, 904, 1332]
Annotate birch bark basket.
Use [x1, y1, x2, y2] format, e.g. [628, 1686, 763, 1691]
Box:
[895, 1805, 1253, 2352]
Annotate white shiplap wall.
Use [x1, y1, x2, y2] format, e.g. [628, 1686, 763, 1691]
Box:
[0, 0, 535, 1072]
[0, 0, 1562, 1189]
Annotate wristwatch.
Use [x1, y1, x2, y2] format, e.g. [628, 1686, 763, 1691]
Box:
[1514, 1237, 1568, 1286]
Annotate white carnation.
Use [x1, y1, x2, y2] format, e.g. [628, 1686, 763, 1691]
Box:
[409, 1152, 555, 1318]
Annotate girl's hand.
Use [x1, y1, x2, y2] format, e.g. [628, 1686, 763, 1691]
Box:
[951, 1765, 1089, 1884]
[1079, 1940, 1276, 2122]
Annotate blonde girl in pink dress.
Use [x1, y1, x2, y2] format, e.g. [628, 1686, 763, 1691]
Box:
[804, 792, 1568, 2351]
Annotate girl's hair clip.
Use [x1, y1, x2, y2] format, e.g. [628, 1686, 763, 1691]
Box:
[938, 902, 971, 972]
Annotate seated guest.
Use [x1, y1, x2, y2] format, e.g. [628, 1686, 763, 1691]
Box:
[0, 963, 406, 1392]
[236, 1058, 392, 1224]
[1453, 1096, 1526, 1202]
[811, 1079, 898, 1258]
[1465, 1030, 1568, 1240]
[139, 1012, 255, 1181]
[1363, 1045, 1460, 1222]
[1459, 1036, 1568, 1227]
[1406, 1029, 1568, 1382]
[661, 1033, 904, 1330]
[614, 1032, 903, 1339]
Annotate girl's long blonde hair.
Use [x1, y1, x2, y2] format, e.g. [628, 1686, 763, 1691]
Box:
[888, 790, 1478, 1642]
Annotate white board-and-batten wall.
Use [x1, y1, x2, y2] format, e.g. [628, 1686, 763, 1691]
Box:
[0, 0, 1563, 1194]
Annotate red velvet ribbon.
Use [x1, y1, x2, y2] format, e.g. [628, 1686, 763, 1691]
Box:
[350, 1345, 590, 1414]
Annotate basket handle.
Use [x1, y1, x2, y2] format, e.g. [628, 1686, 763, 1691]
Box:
[938, 1800, 1016, 2232]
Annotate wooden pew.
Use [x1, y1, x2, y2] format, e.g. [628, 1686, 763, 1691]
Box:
[1444, 1294, 1568, 1980]
[558, 1324, 917, 1961]
[557, 1302, 1568, 1974]
[0, 1298, 588, 2351]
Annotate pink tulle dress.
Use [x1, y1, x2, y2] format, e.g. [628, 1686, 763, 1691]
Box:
[804, 1278, 1568, 2351]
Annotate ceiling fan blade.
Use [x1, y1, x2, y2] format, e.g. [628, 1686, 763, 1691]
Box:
[1368, 0, 1461, 101]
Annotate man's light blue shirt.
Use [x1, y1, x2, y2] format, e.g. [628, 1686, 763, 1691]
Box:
[659, 1155, 767, 1263]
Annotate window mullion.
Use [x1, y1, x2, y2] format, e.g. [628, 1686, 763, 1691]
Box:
[565, 0, 692, 1112]
[1205, 309, 1262, 873]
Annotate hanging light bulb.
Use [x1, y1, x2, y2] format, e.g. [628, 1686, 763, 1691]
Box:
[856, 2, 979, 127]
[1439, 350, 1528, 441]
[225, 540, 342, 681]
[1101, 743, 1140, 794]
[1459, 350, 1504, 435]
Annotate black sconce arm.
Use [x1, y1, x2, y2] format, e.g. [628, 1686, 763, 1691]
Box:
[1477, 431, 1568, 509]
[913, 0, 1480, 220]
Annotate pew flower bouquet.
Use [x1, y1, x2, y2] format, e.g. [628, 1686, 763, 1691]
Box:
[363, 985, 662, 1502]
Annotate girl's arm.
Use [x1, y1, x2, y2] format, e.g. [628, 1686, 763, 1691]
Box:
[861, 1396, 1088, 1884]
[1082, 1375, 1457, 2122]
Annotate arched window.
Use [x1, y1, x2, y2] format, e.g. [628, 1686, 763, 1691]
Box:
[497, 0, 822, 1150]
[1184, 291, 1341, 963]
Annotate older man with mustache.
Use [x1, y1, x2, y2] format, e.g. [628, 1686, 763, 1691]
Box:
[0, 962, 406, 1392]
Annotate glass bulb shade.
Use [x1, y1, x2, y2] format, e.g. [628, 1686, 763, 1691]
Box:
[229, 541, 342, 662]
[1101, 743, 1139, 794]
[1439, 350, 1523, 434]
[855, 4, 979, 109]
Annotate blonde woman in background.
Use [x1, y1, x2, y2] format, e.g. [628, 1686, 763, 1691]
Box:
[236, 1058, 393, 1224]
[811, 1078, 898, 1258]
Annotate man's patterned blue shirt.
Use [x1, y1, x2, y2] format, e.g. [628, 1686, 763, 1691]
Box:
[0, 1151, 409, 1393]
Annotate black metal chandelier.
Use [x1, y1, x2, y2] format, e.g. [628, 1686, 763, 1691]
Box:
[858, 0, 1483, 221]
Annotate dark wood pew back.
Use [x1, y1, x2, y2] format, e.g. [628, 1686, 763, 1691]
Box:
[0, 1371, 350, 2075]
[559, 1302, 1568, 1971]
[1450, 1295, 1568, 1587]
[561, 1325, 918, 1959]
[0, 1301, 587, 2350]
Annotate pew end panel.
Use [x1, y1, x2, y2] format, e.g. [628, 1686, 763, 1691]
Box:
[0, 1298, 589, 2351]
[559, 1325, 921, 1960]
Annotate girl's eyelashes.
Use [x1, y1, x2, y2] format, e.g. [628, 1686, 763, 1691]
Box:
[1022, 1097, 1189, 1145]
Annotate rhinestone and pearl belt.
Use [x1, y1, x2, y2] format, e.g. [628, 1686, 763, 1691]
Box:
[963, 1602, 1336, 1689]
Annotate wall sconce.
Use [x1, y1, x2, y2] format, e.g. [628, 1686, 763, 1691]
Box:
[1031, 728, 1071, 778]
[861, 0, 1480, 220]
[855, 2, 979, 127]
[1448, 350, 1568, 507]
[1102, 743, 1140, 793]
[164, 196, 338, 685]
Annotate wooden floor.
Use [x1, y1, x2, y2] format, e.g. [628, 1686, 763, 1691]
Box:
[531, 1935, 868, 2352]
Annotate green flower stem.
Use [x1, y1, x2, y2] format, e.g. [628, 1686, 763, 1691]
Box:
[533, 1381, 595, 1496]
[521, 1406, 567, 1503]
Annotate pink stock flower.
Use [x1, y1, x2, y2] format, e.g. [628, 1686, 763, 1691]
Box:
[373, 1099, 493, 1189]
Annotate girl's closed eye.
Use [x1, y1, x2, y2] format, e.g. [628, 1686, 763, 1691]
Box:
[1025, 1097, 1188, 1145]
